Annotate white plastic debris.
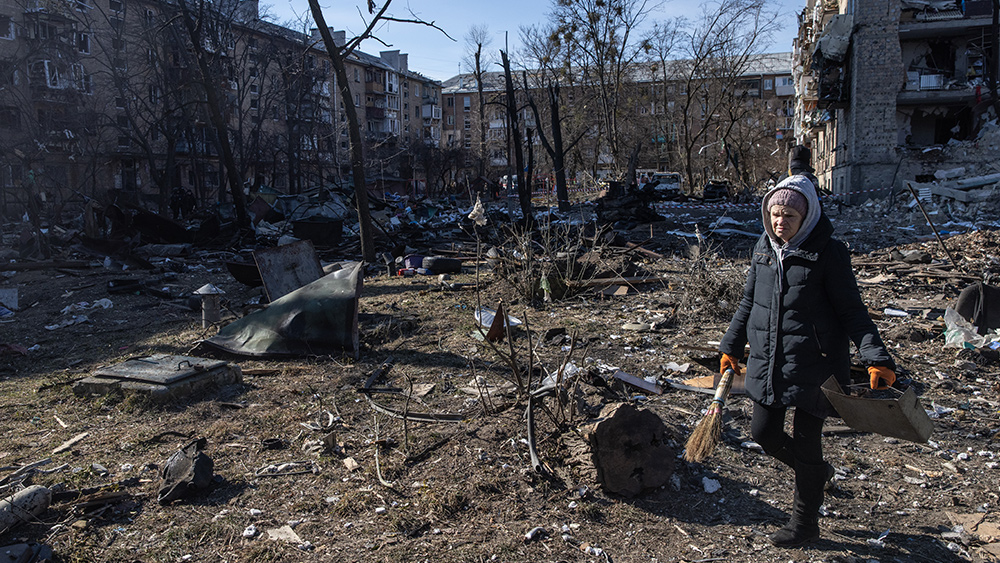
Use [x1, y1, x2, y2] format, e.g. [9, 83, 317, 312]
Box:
[702, 477, 721, 494]
[242, 525, 258, 538]
[467, 196, 487, 226]
[524, 526, 546, 542]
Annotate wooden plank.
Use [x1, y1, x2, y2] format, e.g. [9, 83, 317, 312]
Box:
[52, 432, 89, 455]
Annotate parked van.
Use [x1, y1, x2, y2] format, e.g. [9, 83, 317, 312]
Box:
[649, 172, 685, 201]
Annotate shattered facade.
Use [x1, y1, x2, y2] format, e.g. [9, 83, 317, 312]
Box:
[794, 0, 998, 201]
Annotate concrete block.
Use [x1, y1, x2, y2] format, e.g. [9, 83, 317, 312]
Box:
[74, 354, 242, 402]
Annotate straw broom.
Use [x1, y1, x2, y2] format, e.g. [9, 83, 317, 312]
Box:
[683, 368, 736, 463]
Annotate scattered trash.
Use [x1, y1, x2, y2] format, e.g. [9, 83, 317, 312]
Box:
[702, 477, 721, 494]
[524, 526, 546, 542]
[158, 438, 215, 504]
[944, 307, 986, 349]
[266, 525, 302, 543]
[612, 369, 662, 394]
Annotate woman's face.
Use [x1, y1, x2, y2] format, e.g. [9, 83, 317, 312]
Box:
[770, 204, 803, 243]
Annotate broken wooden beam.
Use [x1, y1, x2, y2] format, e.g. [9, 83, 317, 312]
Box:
[566, 275, 673, 289]
[0, 261, 94, 272]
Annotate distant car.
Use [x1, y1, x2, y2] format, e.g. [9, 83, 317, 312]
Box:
[648, 172, 686, 201]
[700, 179, 732, 202]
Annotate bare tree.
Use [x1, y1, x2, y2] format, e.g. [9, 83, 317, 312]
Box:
[174, 0, 251, 231]
[500, 49, 531, 224]
[673, 0, 780, 190]
[464, 25, 493, 185]
[308, 0, 450, 262]
[551, 0, 657, 174]
[518, 28, 590, 212]
[646, 19, 684, 173]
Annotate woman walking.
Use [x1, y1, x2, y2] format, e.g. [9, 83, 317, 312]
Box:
[719, 175, 896, 547]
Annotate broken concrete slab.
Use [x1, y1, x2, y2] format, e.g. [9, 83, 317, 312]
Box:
[73, 354, 242, 403]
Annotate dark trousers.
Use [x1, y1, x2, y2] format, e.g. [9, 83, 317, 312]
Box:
[750, 401, 824, 466]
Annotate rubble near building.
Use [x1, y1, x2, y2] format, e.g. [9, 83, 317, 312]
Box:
[794, 0, 1000, 202]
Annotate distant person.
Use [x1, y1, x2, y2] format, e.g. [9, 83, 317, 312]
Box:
[170, 187, 184, 220]
[779, 144, 822, 199]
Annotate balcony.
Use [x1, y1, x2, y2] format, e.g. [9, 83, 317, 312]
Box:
[366, 106, 385, 119]
[422, 104, 441, 120]
[899, 15, 992, 39]
[897, 86, 979, 106]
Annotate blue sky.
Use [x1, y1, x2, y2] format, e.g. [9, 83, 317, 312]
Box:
[260, 0, 804, 81]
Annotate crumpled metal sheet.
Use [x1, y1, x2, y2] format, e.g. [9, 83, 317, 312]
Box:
[196, 261, 362, 359]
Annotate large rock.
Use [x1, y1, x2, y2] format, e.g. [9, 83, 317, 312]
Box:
[580, 403, 675, 497]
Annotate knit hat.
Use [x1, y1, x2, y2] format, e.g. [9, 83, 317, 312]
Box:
[768, 188, 808, 217]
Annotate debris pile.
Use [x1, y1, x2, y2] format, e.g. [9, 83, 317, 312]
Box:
[2, 189, 1000, 562]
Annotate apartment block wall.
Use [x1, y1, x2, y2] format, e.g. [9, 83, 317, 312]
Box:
[0, 0, 441, 216]
[833, 0, 903, 202]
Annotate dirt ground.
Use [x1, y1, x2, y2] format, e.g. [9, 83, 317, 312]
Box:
[2, 197, 1000, 563]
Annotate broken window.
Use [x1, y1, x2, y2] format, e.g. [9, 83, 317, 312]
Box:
[121, 159, 137, 189]
[2, 164, 22, 187]
[73, 63, 91, 93]
[905, 106, 972, 146]
[0, 15, 14, 40]
[29, 60, 63, 89]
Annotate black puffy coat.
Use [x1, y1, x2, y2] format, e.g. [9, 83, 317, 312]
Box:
[720, 214, 895, 418]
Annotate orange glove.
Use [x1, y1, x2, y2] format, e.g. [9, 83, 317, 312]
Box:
[720, 353, 742, 376]
[868, 366, 895, 390]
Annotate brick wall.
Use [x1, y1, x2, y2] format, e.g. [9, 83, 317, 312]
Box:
[839, 0, 904, 202]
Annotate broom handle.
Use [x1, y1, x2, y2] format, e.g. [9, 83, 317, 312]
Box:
[711, 368, 736, 405]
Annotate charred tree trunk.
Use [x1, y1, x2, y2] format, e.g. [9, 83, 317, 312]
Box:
[992, 1, 1000, 121]
[549, 86, 570, 212]
[501, 50, 531, 225]
[177, 0, 249, 232]
[308, 3, 376, 262]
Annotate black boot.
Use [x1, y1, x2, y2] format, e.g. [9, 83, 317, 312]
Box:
[769, 460, 826, 547]
[771, 442, 835, 491]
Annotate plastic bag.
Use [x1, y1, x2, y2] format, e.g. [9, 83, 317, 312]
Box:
[943, 307, 986, 349]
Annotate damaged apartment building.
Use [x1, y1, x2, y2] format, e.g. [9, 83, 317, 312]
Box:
[794, 0, 998, 201]
[0, 0, 442, 221]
